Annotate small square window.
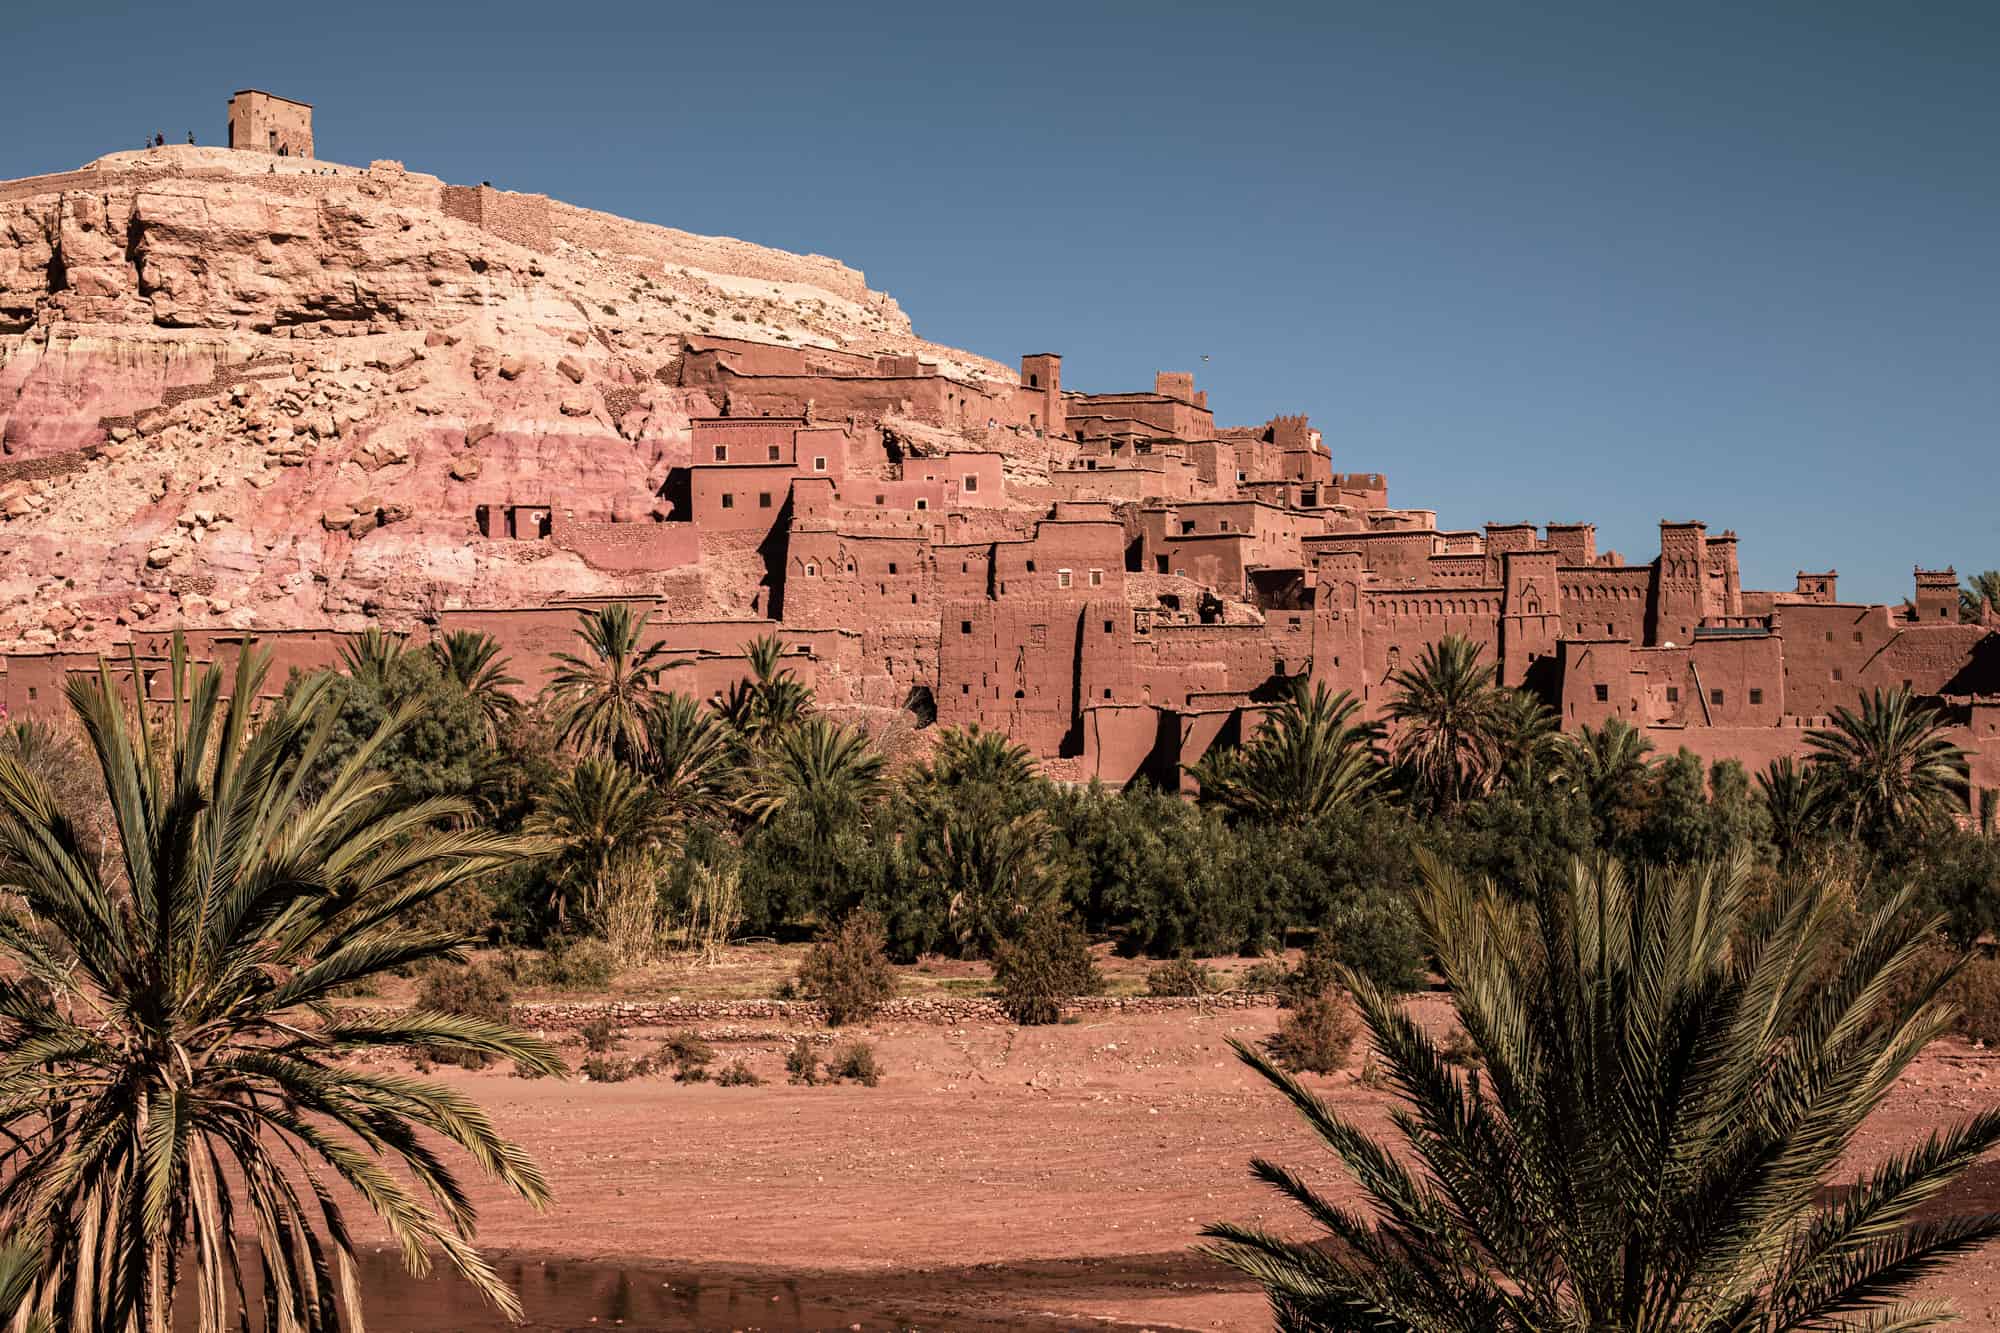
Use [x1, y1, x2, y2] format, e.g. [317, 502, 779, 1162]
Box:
[1156, 555, 1169, 573]
[1710, 689, 1725, 706]
[961, 683, 969, 694]
[1181, 520, 1196, 535]
[1594, 683, 1609, 702]
[915, 497, 928, 511]
[1824, 631, 1834, 643]
[875, 494, 885, 505]
[25, 687, 35, 702]
[1832, 668, 1844, 682]
[767, 445, 781, 461]
[1026, 560, 1036, 573]
[1103, 620, 1114, 633]
[888, 562, 898, 575]
[758, 492, 772, 509]
[713, 445, 727, 462]
[1219, 520, 1231, 532]
[1852, 631, 1863, 643]
[963, 475, 978, 493]
[813, 456, 827, 472]
[1057, 569, 1073, 589]
[1749, 688, 1763, 705]
[1666, 686, 1679, 703]
[720, 493, 734, 509]
[1606, 623, 1614, 635]
[960, 621, 972, 634]
[1102, 688, 1112, 699]
[804, 562, 818, 576]
[1088, 569, 1103, 587]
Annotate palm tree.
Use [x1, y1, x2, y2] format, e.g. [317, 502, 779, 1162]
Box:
[912, 724, 1039, 792]
[432, 629, 524, 739]
[1757, 755, 1830, 865]
[1807, 686, 1969, 840]
[1206, 849, 2000, 1330]
[1187, 679, 1383, 827]
[545, 604, 684, 764]
[638, 692, 739, 827]
[525, 756, 667, 927]
[336, 625, 414, 686]
[742, 715, 886, 826]
[1486, 688, 1562, 789]
[0, 639, 560, 1331]
[1960, 569, 2000, 622]
[1386, 635, 1502, 810]
[1554, 718, 1654, 809]
[715, 633, 813, 745]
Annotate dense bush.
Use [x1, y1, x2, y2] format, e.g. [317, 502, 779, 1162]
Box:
[785, 1036, 822, 1085]
[1265, 992, 1358, 1075]
[534, 937, 617, 991]
[580, 1018, 621, 1054]
[581, 1054, 646, 1083]
[992, 906, 1102, 1025]
[414, 963, 515, 1070]
[287, 651, 488, 801]
[827, 1040, 883, 1087]
[716, 1059, 762, 1087]
[1146, 957, 1221, 997]
[794, 910, 897, 1024]
[660, 1031, 715, 1082]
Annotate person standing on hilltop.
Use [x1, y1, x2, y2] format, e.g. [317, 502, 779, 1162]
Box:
[186, 130, 195, 145]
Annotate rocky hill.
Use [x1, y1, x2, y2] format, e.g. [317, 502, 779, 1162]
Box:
[0, 146, 1016, 650]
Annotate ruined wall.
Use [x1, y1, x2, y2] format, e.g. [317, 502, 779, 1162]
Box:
[439, 185, 552, 252]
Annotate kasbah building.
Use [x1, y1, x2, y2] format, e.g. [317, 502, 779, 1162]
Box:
[1, 93, 1996, 814]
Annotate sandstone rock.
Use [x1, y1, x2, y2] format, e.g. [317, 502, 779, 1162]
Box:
[497, 356, 528, 381]
[42, 606, 77, 633]
[349, 512, 379, 538]
[380, 502, 412, 524]
[465, 421, 495, 447]
[320, 508, 357, 532]
[146, 546, 175, 568]
[560, 396, 593, 417]
[449, 456, 481, 481]
[556, 355, 585, 383]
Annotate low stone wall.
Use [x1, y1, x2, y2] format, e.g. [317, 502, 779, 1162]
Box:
[512, 992, 1281, 1032]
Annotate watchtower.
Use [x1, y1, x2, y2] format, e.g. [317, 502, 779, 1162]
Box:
[227, 90, 313, 158]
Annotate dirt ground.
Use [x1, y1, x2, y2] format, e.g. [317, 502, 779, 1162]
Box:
[349, 989, 2000, 1331]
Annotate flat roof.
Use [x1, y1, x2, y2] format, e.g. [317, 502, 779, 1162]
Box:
[231, 89, 313, 108]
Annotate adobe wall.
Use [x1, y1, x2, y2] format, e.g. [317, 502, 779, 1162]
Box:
[549, 513, 699, 573]
[439, 185, 552, 252]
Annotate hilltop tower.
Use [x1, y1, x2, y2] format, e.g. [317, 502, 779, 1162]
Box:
[227, 90, 313, 158]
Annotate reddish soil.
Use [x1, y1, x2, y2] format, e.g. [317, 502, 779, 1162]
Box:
[345, 995, 2000, 1331]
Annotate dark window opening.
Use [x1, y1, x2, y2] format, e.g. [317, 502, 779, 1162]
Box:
[714, 445, 727, 462]
[767, 445, 781, 461]
[1594, 683, 1609, 702]
[1749, 688, 1764, 705]
[1710, 689, 1725, 706]
[1666, 686, 1680, 703]
[720, 493, 734, 509]
[758, 492, 772, 509]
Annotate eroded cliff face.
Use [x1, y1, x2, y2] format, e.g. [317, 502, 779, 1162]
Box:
[0, 147, 1013, 650]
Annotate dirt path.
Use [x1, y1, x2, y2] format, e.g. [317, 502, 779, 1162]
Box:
[367, 1000, 2000, 1330]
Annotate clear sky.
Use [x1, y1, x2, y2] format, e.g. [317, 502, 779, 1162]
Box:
[6, 2, 1994, 604]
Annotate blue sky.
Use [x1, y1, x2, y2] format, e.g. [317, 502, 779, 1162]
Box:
[6, 2, 1994, 603]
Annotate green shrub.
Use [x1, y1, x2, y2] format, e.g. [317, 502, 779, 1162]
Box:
[716, 1059, 762, 1087]
[992, 906, 1102, 1025]
[828, 1040, 883, 1087]
[536, 937, 616, 991]
[785, 1036, 822, 1085]
[581, 1054, 646, 1083]
[580, 1017, 621, 1054]
[413, 962, 514, 1070]
[795, 910, 897, 1024]
[1237, 961, 1288, 994]
[1265, 992, 1357, 1075]
[1146, 957, 1221, 997]
[660, 1031, 714, 1083]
